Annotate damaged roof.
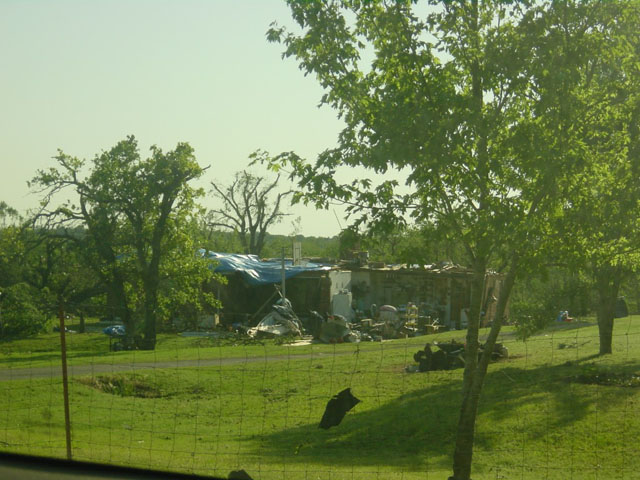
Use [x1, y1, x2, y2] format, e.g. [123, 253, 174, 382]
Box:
[200, 250, 331, 285]
[350, 261, 501, 276]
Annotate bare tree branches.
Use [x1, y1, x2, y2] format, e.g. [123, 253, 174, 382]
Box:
[207, 171, 292, 256]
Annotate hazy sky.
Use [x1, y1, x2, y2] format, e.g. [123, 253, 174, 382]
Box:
[0, 0, 350, 237]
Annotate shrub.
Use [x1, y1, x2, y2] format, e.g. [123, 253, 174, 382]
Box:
[0, 283, 47, 338]
[511, 300, 555, 340]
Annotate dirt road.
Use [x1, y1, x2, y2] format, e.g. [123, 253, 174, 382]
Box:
[0, 349, 370, 382]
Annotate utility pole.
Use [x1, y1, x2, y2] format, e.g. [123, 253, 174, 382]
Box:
[281, 247, 286, 300]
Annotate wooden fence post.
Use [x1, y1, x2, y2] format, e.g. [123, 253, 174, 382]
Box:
[58, 302, 72, 460]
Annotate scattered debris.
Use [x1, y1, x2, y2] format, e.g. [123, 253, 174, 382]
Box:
[354, 303, 440, 340]
[103, 325, 126, 337]
[556, 310, 574, 322]
[102, 324, 138, 351]
[319, 388, 361, 429]
[408, 341, 508, 372]
[319, 314, 359, 343]
[494, 343, 509, 359]
[306, 311, 364, 344]
[247, 303, 303, 339]
[411, 342, 463, 372]
[557, 340, 590, 350]
[53, 325, 76, 334]
[286, 337, 314, 347]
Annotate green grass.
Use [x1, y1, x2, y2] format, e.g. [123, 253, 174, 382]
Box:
[0, 321, 475, 369]
[1, 317, 640, 479]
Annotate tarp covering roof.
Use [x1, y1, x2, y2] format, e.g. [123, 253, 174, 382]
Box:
[200, 250, 331, 286]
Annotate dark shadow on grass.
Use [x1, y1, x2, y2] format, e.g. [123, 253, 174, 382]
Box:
[251, 380, 464, 471]
[250, 354, 640, 471]
[483, 354, 640, 427]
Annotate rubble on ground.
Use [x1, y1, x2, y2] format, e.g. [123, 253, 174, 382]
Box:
[408, 341, 509, 372]
[247, 303, 303, 339]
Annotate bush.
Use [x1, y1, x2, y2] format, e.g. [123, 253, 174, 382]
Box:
[511, 300, 555, 340]
[0, 283, 47, 338]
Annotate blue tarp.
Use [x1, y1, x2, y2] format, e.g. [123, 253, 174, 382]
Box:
[200, 250, 331, 286]
[103, 325, 126, 337]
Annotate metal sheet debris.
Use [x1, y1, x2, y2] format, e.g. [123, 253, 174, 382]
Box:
[247, 304, 303, 338]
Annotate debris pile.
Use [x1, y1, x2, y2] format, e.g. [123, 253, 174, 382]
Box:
[224, 297, 443, 345]
[304, 311, 364, 343]
[352, 304, 440, 340]
[103, 324, 137, 351]
[408, 341, 509, 372]
[247, 303, 303, 339]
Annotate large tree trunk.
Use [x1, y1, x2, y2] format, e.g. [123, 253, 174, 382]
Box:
[78, 312, 85, 334]
[140, 276, 159, 350]
[140, 306, 157, 350]
[138, 224, 165, 350]
[450, 258, 485, 480]
[139, 268, 160, 350]
[109, 274, 134, 347]
[594, 265, 624, 355]
[450, 262, 518, 480]
[597, 304, 614, 355]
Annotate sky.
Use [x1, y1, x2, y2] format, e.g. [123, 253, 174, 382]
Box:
[0, 0, 351, 237]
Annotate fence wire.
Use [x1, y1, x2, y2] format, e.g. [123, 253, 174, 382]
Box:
[1, 309, 639, 480]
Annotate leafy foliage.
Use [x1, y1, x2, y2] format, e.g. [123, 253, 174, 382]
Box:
[547, 1, 640, 354]
[262, 1, 639, 477]
[0, 282, 47, 337]
[29, 136, 220, 349]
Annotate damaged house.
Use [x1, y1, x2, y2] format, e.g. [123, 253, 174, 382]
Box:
[203, 251, 505, 332]
[202, 251, 352, 326]
[350, 262, 505, 330]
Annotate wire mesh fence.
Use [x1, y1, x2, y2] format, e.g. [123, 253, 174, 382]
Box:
[1, 309, 639, 480]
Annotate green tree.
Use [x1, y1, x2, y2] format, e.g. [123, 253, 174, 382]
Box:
[0, 207, 23, 290]
[197, 225, 243, 253]
[0, 282, 45, 337]
[337, 227, 361, 261]
[354, 223, 467, 265]
[258, 232, 340, 259]
[554, 1, 640, 355]
[207, 168, 292, 257]
[19, 226, 113, 333]
[510, 265, 592, 339]
[562, 129, 640, 354]
[262, 1, 631, 478]
[0, 203, 46, 337]
[0, 201, 19, 227]
[30, 136, 215, 349]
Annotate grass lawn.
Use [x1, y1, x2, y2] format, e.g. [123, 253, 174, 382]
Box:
[0, 320, 475, 370]
[1, 317, 640, 479]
